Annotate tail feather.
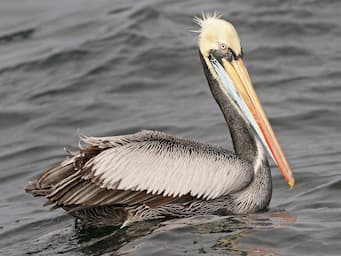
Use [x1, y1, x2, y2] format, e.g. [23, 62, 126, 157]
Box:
[25, 162, 75, 197]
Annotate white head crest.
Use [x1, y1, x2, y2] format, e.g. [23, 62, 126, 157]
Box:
[194, 13, 242, 57]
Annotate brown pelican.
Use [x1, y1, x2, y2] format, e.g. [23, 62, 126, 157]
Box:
[25, 15, 295, 228]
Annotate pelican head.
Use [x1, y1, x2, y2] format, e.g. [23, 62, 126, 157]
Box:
[196, 14, 295, 188]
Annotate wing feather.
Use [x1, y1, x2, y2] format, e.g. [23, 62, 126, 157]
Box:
[26, 130, 254, 211]
[85, 130, 253, 200]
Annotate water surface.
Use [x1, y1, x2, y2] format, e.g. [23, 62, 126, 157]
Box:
[1, 0, 341, 255]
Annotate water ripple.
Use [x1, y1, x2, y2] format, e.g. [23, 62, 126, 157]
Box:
[0, 0, 340, 255]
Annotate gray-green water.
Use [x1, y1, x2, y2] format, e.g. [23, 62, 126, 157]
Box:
[0, 0, 341, 255]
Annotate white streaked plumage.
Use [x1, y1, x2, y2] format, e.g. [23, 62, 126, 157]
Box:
[81, 130, 253, 200]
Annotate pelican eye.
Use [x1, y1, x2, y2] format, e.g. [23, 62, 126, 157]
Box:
[218, 42, 228, 52]
[218, 42, 235, 62]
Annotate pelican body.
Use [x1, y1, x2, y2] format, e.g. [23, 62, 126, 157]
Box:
[25, 15, 294, 227]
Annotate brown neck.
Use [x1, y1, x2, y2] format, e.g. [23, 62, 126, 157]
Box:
[199, 52, 258, 163]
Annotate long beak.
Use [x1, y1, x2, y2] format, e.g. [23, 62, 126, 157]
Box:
[210, 56, 295, 188]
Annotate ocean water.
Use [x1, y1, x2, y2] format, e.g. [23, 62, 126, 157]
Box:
[0, 0, 341, 255]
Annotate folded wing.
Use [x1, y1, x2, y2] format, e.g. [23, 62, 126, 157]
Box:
[26, 130, 253, 210]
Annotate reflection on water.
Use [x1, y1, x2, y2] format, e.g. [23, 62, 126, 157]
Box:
[196, 210, 296, 256]
[19, 210, 295, 255]
[76, 220, 160, 255]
